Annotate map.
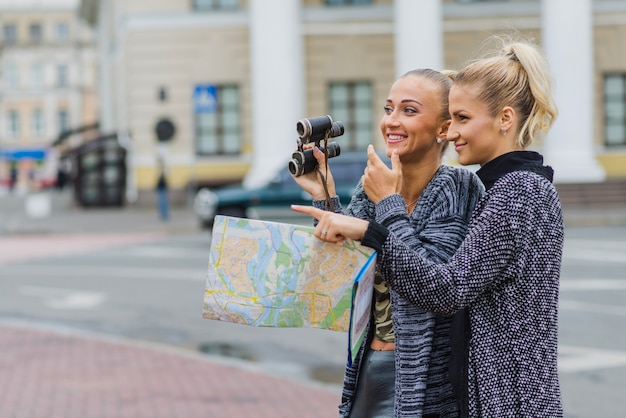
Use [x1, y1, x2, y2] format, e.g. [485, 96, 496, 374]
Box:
[203, 216, 376, 345]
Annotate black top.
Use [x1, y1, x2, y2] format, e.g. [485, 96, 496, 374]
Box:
[156, 174, 168, 191]
[450, 150, 554, 417]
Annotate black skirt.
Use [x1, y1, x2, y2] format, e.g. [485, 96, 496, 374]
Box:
[349, 348, 395, 418]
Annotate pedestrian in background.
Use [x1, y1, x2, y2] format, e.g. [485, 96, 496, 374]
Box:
[9, 163, 17, 192]
[293, 69, 484, 417]
[156, 159, 169, 221]
[293, 37, 563, 417]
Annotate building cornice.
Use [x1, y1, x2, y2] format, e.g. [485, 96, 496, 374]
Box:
[77, 1, 626, 35]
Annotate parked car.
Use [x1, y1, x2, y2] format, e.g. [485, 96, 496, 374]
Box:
[193, 151, 387, 228]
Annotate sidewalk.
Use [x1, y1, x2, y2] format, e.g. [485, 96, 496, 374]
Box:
[0, 321, 341, 418]
[0, 190, 200, 236]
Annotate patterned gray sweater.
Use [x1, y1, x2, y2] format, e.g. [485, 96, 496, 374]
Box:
[364, 152, 564, 417]
[313, 165, 484, 418]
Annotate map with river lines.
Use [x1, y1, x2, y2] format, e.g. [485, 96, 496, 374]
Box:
[203, 215, 376, 334]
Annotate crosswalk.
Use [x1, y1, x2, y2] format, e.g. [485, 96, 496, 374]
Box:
[562, 239, 626, 264]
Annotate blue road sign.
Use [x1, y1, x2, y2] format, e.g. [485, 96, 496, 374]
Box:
[193, 84, 218, 113]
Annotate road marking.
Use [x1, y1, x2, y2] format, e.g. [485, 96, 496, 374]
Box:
[4, 265, 205, 281]
[563, 239, 626, 264]
[0, 232, 167, 265]
[562, 248, 626, 264]
[559, 299, 626, 316]
[561, 279, 626, 291]
[559, 345, 626, 373]
[565, 239, 626, 250]
[18, 286, 106, 310]
[124, 247, 209, 259]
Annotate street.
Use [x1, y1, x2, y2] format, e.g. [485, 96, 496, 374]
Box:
[556, 226, 626, 417]
[1, 218, 625, 417]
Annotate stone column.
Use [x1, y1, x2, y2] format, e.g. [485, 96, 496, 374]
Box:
[97, 0, 114, 133]
[542, 0, 605, 183]
[244, 0, 304, 188]
[394, 0, 443, 76]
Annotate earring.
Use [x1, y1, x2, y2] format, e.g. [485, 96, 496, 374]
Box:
[436, 137, 443, 144]
[500, 128, 507, 136]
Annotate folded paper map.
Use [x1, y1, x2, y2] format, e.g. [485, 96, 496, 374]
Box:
[203, 215, 376, 363]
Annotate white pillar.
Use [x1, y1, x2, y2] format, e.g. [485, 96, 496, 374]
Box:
[542, 0, 605, 183]
[97, 0, 114, 133]
[394, 0, 443, 76]
[244, 0, 304, 188]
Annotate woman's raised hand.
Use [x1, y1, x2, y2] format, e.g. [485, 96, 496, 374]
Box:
[362, 145, 402, 203]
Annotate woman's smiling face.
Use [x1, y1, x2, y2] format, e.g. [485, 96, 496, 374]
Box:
[447, 84, 513, 166]
[379, 75, 445, 164]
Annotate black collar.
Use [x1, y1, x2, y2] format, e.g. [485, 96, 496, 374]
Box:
[476, 151, 554, 191]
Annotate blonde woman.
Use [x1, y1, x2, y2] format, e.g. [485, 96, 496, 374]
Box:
[293, 69, 484, 417]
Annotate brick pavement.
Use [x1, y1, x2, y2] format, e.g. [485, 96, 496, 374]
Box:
[0, 322, 341, 418]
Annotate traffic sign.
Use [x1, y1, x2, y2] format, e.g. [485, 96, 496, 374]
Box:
[193, 84, 217, 113]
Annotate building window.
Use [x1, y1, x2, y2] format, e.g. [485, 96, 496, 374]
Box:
[195, 85, 241, 155]
[55, 22, 69, 41]
[31, 62, 44, 89]
[192, 0, 239, 11]
[329, 81, 373, 151]
[326, 0, 371, 5]
[7, 110, 20, 139]
[57, 64, 68, 87]
[29, 23, 42, 43]
[3, 23, 17, 44]
[604, 74, 626, 147]
[32, 109, 44, 139]
[58, 109, 69, 134]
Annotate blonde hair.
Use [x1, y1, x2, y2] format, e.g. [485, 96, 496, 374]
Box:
[454, 38, 558, 148]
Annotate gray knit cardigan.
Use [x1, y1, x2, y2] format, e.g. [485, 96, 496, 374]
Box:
[367, 169, 564, 417]
[313, 165, 484, 418]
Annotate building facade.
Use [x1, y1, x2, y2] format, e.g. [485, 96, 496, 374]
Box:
[0, 0, 98, 193]
[72, 0, 626, 204]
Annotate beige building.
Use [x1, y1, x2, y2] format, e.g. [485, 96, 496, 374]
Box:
[77, 0, 626, 204]
[0, 0, 98, 193]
